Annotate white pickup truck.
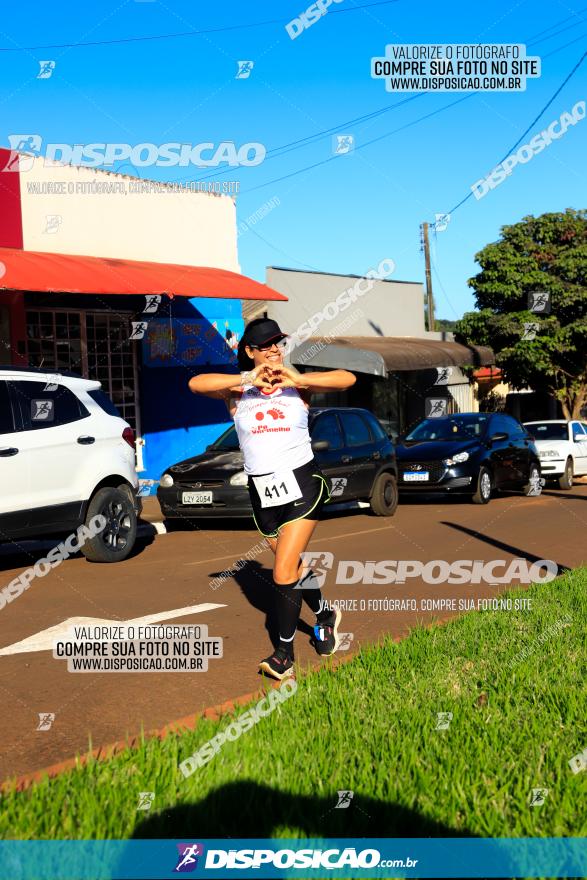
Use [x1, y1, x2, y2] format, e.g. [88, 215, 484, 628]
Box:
[524, 419, 587, 489]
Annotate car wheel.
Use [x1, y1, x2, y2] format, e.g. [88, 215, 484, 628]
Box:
[522, 464, 542, 497]
[558, 458, 573, 490]
[80, 486, 137, 563]
[472, 466, 492, 504]
[369, 472, 398, 517]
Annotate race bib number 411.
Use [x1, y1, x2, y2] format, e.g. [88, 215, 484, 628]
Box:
[252, 469, 302, 508]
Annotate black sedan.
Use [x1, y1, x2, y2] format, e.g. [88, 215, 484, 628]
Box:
[395, 412, 541, 504]
[157, 407, 398, 520]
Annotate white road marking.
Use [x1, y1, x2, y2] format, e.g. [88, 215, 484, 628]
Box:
[0, 603, 226, 657]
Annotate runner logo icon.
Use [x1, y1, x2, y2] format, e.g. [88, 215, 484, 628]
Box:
[175, 843, 205, 872]
[300, 551, 334, 586]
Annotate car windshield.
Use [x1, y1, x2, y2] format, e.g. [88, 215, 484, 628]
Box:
[209, 425, 240, 450]
[526, 423, 568, 440]
[405, 415, 490, 441]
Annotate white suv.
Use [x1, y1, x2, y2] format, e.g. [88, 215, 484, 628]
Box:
[0, 368, 140, 562]
[524, 419, 587, 489]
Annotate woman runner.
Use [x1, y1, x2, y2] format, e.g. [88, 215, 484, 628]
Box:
[189, 318, 356, 680]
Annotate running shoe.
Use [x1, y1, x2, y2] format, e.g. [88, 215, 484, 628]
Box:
[310, 608, 342, 656]
[258, 647, 294, 680]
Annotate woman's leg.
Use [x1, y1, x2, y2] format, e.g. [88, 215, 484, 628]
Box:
[268, 518, 319, 655]
[273, 517, 318, 583]
[265, 535, 304, 579]
[274, 518, 341, 658]
[259, 513, 339, 678]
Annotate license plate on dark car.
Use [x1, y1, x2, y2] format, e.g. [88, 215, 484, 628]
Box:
[182, 491, 213, 504]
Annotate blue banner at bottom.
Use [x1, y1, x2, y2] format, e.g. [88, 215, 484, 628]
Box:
[0, 838, 585, 878]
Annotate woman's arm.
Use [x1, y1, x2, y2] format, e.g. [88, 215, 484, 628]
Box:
[296, 369, 356, 391]
[188, 373, 244, 399]
[188, 365, 272, 399]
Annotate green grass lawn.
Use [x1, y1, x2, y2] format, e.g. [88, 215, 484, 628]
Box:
[1, 569, 586, 840]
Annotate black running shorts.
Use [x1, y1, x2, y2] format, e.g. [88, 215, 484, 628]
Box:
[247, 458, 331, 538]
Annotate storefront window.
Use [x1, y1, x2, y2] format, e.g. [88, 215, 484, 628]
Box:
[24, 308, 140, 434]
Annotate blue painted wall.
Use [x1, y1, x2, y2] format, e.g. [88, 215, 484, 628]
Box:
[138, 296, 243, 494]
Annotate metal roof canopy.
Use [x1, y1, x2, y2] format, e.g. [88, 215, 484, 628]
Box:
[289, 336, 494, 376]
[0, 247, 287, 301]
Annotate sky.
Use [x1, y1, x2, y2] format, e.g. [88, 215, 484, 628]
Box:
[0, 0, 586, 320]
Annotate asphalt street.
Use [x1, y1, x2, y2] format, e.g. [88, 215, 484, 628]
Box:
[0, 483, 586, 783]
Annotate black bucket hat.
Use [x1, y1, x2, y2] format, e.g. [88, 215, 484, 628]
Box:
[242, 318, 288, 348]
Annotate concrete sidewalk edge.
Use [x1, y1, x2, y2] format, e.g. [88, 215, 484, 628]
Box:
[0, 629, 412, 794]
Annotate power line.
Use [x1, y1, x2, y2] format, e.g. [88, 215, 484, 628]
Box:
[184, 94, 426, 183]
[235, 29, 587, 269]
[188, 16, 587, 185]
[0, 0, 400, 52]
[191, 20, 587, 190]
[430, 254, 462, 320]
[519, 5, 587, 43]
[445, 48, 587, 217]
[530, 17, 587, 47]
[244, 93, 475, 193]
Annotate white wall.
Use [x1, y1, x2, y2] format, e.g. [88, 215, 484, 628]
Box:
[18, 157, 239, 271]
[265, 267, 426, 338]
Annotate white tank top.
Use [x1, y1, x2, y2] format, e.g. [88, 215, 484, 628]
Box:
[233, 385, 314, 475]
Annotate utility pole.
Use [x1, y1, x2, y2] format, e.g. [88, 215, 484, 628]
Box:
[421, 221, 435, 332]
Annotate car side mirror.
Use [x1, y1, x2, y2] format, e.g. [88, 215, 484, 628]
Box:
[490, 431, 508, 442]
[573, 433, 583, 442]
[312, 439, 330, 451]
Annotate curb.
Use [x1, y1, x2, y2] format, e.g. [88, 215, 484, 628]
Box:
[0, 641, 377, 794]
[0, 613, 476, 794]
[137, 521, 167, 538]
[1, 681, 281, 793]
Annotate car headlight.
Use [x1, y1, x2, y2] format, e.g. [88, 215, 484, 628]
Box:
[159, 473, 174, 488]
[230, 471, 249, 486]
[539, 450, 558, 458]
[443, 451, 470, 466]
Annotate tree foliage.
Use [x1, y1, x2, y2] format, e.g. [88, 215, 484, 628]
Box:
[455, 210, 587, 418]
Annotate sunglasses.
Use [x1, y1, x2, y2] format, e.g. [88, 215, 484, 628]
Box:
[249, 340, 287, 352]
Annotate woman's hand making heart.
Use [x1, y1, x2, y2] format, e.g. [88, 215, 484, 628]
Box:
[249, 364, 275, 393]
[263, 365, 304, 389]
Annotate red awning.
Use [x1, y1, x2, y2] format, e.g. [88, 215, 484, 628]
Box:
[0, 247, 286, 302]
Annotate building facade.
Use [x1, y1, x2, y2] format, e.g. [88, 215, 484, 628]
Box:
[263, 266, 494, 438]
[0, 150, 284, 492]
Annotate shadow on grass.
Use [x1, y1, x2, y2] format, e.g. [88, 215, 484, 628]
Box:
[131, 779, 476, 839]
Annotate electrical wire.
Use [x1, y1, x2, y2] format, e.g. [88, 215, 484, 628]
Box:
[189, 21, 587, 191]
[0, 0, 400, 52]
[445, 47, 587, 217]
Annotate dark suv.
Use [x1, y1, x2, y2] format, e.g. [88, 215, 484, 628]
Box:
[157, 407, 398, 520]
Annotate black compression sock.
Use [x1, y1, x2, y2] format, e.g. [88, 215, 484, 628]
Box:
[274, 579, 302, 655]
[297, 569, 324, 614]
